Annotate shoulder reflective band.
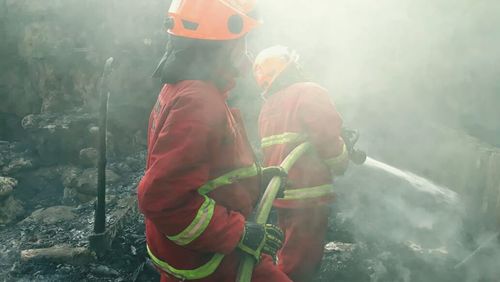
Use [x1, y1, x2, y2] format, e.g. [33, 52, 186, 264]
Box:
[147, 244, 224, 280]
[324, 143, 348, 168]
[283, 184, 334, 200]
[198, 164, 259, 195]
[166, 195, 215, 246]
[261, 132, 307, 148]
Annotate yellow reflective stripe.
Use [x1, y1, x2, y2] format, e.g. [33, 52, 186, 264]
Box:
[324, 144, 348, 168]
[283, 184, 335, 200]
[147, 244, 224, 280]
[198, 164, 259, 195]
[261, 132, 307, 148]
[149, 164, 259, 278]
[166, 195, 215, 246]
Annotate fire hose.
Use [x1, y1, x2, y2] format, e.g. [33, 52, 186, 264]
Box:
[236, 128, 366, 281]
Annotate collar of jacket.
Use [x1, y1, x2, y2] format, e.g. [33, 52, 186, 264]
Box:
[262, 66, 305, 99]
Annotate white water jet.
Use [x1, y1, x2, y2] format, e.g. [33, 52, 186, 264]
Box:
[364, 157, 459, 204]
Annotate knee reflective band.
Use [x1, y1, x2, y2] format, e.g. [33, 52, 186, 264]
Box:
[282, 184, 334, 200]
[147, 245, 224, 281]
[261, 132, 307, 148]
[324, 143, 348, 168]
[166, 195, 215, 246]
[147, 164, 259, 280]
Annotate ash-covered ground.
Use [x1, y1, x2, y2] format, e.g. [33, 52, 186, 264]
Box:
[1, 148, 499, 282]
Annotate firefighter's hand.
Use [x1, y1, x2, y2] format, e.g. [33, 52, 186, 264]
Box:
[237, 222, 284, 263]
[261, 166, 288, 199]
[261, 166, 287, 186]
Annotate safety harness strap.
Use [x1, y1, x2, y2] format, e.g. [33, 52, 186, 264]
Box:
[261, 132, 307, 148]
[282, 184, 335, 200]
[147, 245, 224, 280]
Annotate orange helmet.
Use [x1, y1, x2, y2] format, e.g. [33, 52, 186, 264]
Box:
[166, 0, 260, 41]
[253, 45, 299, 90]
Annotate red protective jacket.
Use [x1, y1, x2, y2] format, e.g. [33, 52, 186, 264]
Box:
[259, 82, 347, 208]
[137, 80, 261, 281]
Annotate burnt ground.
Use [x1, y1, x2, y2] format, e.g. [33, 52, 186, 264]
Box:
[0, 155, 499, 282]
[0, 166, 160, 282]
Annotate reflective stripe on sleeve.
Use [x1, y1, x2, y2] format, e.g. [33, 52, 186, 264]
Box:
[166, 195, 215, 246]
[198, 164, 259, 195]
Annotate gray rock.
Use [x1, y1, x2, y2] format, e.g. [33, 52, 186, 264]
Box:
[88, 126, 99, 136]
[62, 167, 120, 203]
[0, 142, 36, 176]
[91, 265, 119, 277]
[63, 187, 94, 204]
[0, 177, 17, 199]
[79, 147, 98, 167]
[60, 165, 82, 188]
[0, 196, 24, 225]
[21, 206, 76, 225]
[21, 112, 97, 165]
[2, 157, 33, 175]
[75, 168, 120, 196]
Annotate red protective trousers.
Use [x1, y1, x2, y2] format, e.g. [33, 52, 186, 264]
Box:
[259, 82, 346, 282]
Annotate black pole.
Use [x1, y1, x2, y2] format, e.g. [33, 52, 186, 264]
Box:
[94, 57, 114, 234]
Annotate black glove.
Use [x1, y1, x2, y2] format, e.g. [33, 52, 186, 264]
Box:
[261, 166, 287, 185]
[237, 222, 284, 262]
[261, 166, 288, 198]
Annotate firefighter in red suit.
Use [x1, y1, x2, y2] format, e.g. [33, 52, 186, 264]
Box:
[253, 46, 349, 282]
[137, 1, 290, 281]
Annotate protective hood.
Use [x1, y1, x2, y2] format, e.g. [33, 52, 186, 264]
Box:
[153, 35, 241, 91]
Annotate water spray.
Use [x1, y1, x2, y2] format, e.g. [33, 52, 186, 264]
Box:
[454, 232, 500, 269]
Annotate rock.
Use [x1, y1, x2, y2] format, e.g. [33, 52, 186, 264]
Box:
[0, 142, 36, 177]
[91, 265, 119, 277]
[62, 167, 120, 203]
[0, 196, 24, 225]
[324, 241, 356, 253]
[74, 168, 120, 196]
[63, 187, 94, 204]
[3, 157, 33, 175]
[88, 126, 99, 137]
[79, 147, 98, 167]
[0, 176, 17, 199]
[21, 206, 76, 225]
[60, 166, 82, 188]
[21, 112, 97, 165]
